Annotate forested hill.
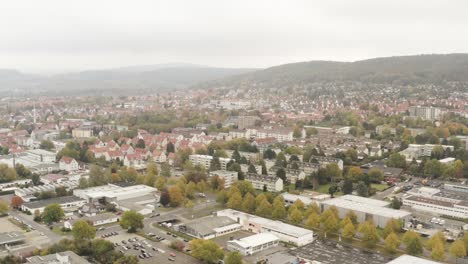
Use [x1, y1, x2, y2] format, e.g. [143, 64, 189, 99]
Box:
[196, 54, 468, 88]
[0, 65, 256, 96]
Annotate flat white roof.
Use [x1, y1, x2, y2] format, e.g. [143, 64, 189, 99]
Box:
[75, 184, 156, 199]
[218, 209, 313, 238]
[321, 195, 411, 219]
[386, 255, 441, 264]
[282, 193, 314, 205]
[229, 233, 278, 248]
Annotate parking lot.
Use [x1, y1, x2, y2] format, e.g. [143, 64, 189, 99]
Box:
[290, 239, 393, 264]
[99, 226, 200, 264]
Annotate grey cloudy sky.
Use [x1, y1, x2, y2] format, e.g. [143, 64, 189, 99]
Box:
[1, 0, 468, 73]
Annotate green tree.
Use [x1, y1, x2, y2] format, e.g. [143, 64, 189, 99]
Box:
[304, 202, 320, 217]
[289, 208, 303, 224]
[225, 251, 243, 264]
[231, 150, 241, 162]
[190, 239, 224, 264]
[344, 210, 358, 225]
[120, 210, 144, 232]
[263, 149, 276, 160]
[210, 156, 221, 171]
[342, 178, 353, 194]
[88, 165, 107, 187]
[39, 140, 55, 150]
[305, 212, 320, 229]
[358, 221, 379, 248]
[426, 232, 445, 251]
[114, 255, 139, 264]
[160, 163, 172, 177]
[166, 142, 175, 153]
[271, 196, 287, 219]
[276, 168, 286, 182]
[136, 139, 145, 149]
[216, 190, 229, 204]
[293, 126, 302, 138]
[227, 191, 243, 210]
[0, 164, 17, 182]
[168, 186, 184, 207]
[91, 239, 115, 264]
[328, 184, 338, 198]
[255, 199, 272, 217]
[247, 164, 257, 174]
[430, 239, 445, 261]
[322, 213, 339, 235]
[356, 181, 369, 197]
[31, 173, 41, 186]
[390, 198, 402, 209]
[386, 153, 407, 168]
[326, 163, 342, 183]
[384, 232, 401, 254]
[424, 159, 443, 177]
[292, 199, 305, 211]
[368, 168, 384, 183]
[306, 127, 318, 138]
[72, 220, 96, 240]
[341, 222, 356, 241]
[241, 193, 256, 213]
[346, 166, 363, 182]
[383, 218, 402, 238]
[42, 203, 64, 224]
[464, 233, 468, 255]
[403, 231, 423, 255]
[450, 239, 466, 263]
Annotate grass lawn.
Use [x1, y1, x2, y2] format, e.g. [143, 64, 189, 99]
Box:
[316, 183, 343, 196]
[52, 226, 71, 236]
[371, 183, 389, 192]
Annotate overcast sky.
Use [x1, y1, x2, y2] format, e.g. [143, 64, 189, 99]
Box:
[1, 0, 468, 73]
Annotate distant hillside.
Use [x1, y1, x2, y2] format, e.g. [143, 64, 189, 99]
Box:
[197, 54, 468, 88]
[0, 64, 256, 96]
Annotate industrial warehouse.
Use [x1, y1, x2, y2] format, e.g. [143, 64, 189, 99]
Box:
[320, 195, 412, 228]
[217, 209, 314, 246]
[227, 233, 279, 256]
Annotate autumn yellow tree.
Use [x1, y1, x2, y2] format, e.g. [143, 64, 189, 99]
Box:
[341, 222, 356, 241]
[305, 212, 320, 229]
[384, 232, 400, 254]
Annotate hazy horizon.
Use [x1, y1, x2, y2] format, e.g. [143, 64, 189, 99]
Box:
[2, 0, 468, 74]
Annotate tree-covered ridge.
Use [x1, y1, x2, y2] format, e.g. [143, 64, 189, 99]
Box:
[198, 54, 468, 88]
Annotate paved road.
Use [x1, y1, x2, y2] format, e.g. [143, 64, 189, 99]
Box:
[9, 210, 64, 244]
[371, 176, 420, 200]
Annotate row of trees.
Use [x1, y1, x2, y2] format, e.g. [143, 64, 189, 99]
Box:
[217, 183, 468, 261]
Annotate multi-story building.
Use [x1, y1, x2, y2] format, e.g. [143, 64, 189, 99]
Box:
[253, 128, 293, 142]
[402, 196, 468, 219]
[409, 106, 442, 120]
[209, 170, 238, 188]
[245, 173, 283, 192]
[402, 186, 468, 219]
[189, 154, 232, 170]
[59, 156, 79, 172]
[399, 144, 454, 161]
[72, 127, 94, 138]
